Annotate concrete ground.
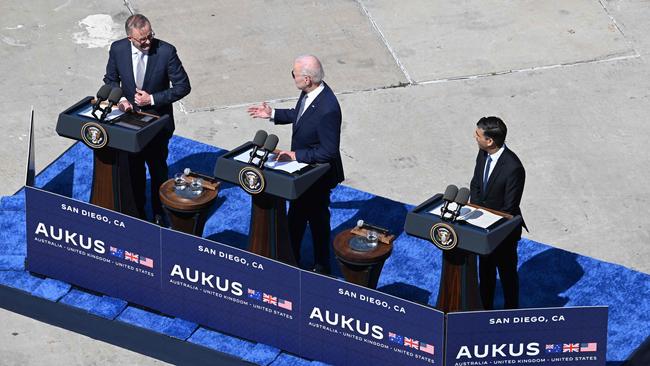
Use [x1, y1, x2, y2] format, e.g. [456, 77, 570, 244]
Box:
[1, 0, 648, 364]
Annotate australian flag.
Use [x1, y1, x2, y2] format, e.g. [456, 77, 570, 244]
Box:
[546, 344, 562, 353]
[109, 246, 123, 259]
[388, 332, 403, 344]
[247, 288, 262, 301]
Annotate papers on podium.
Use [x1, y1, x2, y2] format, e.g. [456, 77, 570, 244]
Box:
[77, 104, 124, 121]
[429, 202, 504, 229]
[233, 148, 308, 174]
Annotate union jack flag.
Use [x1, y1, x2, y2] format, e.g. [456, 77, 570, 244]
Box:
[404, 337, 419, 349]
[563, 343, 580, 352]
[262, 293, 277, 305]
[125, 251, 139, 262]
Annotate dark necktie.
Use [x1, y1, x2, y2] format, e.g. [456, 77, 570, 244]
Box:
[483, 155, 492, 192]
[296, 94, 308, 123]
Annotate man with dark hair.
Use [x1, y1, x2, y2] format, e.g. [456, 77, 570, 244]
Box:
[470, 116, 526, 309]
[104, 14, 191, 223]
[247, 55, 344, 274]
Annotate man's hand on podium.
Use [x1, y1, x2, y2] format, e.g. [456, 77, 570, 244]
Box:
[276, 150, 296, 161]
[247, 102, 272, 119]
[118, 99, 133, 112]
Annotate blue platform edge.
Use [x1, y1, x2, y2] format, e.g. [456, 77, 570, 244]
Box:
[0, 136, 648, 364]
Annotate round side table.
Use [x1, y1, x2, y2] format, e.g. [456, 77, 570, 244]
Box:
[159, 179, 219, 236]
[333, 229, 393, 289]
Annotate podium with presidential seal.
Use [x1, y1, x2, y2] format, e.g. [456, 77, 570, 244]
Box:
[405, 187, 523, 313]
[213, 131, 330, 265]
[56, 95, 170, 216]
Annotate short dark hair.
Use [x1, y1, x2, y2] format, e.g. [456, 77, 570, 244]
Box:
[476, 116, 507, 147]
[125, 14, 150, 35]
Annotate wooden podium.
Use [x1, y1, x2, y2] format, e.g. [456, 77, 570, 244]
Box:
[56, 97, 170, 217]
[404, 194, 523, 313]
[214, 142, 330, 266]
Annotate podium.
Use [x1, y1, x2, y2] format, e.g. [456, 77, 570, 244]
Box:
[56, 97, 170, 216]
[214, 142, 330, 265]
[404, 194, 523, 313]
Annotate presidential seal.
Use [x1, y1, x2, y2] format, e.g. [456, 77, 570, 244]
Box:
[429, 222, 458, 250]
[80, 122, 108, 149]
[238, 166, 265, 195]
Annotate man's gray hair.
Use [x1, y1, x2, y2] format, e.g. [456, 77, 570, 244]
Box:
[125, 14, 150, 35]
[296, 55, 324, 84]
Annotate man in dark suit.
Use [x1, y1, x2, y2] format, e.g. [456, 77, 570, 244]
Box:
[470, 116, 526, 309]
[103, 14, 191, 222]
[247, 55, 344, 274]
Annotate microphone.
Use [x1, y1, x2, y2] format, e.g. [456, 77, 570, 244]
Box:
[100, 87, 123, 121]
[92, 85, 113, 119]
[451, 187, 470, 221]
[248, 130, 268, 164]
[258, 134, 279, 168]
[441, 184, 458, 219]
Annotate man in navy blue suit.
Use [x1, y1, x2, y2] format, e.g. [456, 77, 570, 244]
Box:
[247, 55, 344, 274]
[103, 14, 191, 222]
[470, 116, 526, 309]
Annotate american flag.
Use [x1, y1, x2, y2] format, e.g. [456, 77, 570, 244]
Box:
[563, 343, 580, 352]
[278, 299, 292, 311]
[545, 344, 562, 353]
[247, 288, 261, 300]
[110, 246, 123, 258]
[262, 293, 277, 305]
[404, 337, 419, 349]
[124, 251, 139, 262]
[419, 342, 434, 355]
[580, 343, 597, 352]
[139, 256, 154, 268]
[388, 332, 403, 344]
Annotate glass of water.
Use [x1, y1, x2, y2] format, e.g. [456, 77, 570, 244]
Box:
[190, 178, 203, 195]
[366, 230, 379, 249]
[174, 172, 187, 191]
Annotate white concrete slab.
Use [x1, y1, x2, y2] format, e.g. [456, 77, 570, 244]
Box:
[361, 0, 635, 81]
[137, 0, 407, 110]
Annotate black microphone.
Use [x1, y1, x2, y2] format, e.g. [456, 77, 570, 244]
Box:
[248, 130, 268, 164]
[92, 85, 113, 118]
[100, 87, 123, 121]
[441, 184, 458, 219]
[452, 187, 471, 220]
[258, 134, 279, 168]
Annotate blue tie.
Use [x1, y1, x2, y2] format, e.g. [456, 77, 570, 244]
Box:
[483, 155, 492, 192]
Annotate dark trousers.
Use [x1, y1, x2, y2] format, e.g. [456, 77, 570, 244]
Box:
[288, 181, 332, 273]
[129, 131, 171, 220]
[479, 226, 522, 309]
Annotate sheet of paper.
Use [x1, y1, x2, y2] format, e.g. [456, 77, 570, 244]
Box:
[233, 148, 308, 173]
[429, 202, 504, 229]
[77, 104, 124, 121]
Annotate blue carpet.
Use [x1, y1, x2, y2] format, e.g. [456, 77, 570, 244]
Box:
[1, 136, 648, 363]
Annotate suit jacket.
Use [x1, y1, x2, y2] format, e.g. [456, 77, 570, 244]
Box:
[470, 147, 526, 228]
[103, 38, 191, 134]
[274, 82, 344, 188]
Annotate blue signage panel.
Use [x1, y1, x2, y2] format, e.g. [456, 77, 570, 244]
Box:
[300, 272, 445, 365]
[158, 229, 301, 353]
[446, 307, 608, 365]
[25, 187, 161, 309]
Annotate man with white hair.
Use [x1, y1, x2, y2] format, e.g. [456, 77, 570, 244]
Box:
[248, 55, 344, 274]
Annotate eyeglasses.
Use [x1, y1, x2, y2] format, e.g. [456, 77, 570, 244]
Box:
[291, 70, 309, 80]
[130, 31, 155, 44]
